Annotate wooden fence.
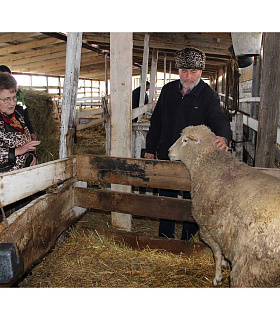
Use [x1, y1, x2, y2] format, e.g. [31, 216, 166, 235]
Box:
[1, 154, 280, 286]
[53, 95, 155, 134]
[0, 157, 86, 282]
[0, 155, 193, 286]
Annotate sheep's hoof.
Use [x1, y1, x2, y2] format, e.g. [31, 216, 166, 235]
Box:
[213, 276, 223, 287]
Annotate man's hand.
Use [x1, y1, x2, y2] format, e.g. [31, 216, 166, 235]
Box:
[144, 152, 155, 159]
[215, 136, 229, 152]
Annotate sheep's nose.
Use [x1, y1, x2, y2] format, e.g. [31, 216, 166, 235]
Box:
[168, 148, 179, 161]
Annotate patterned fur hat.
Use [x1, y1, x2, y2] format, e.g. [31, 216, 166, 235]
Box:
[175, 47, 206, 70]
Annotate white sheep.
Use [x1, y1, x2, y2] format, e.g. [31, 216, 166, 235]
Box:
[168, 125, 280, 287]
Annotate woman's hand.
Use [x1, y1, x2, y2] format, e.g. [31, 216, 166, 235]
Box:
[30, 155, 37, 166]
[15, 140, 41, 156]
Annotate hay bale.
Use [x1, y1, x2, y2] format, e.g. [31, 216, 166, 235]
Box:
[22, 89, 59, 164]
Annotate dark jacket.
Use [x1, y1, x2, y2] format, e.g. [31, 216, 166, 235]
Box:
[146, 79, 232, 160]
[132, 86, 148, 109]
[15, 105, 35, 134]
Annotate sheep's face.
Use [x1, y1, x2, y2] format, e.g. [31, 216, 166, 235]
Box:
[168, 125, 216, 167]
[169, 132, 200, 161]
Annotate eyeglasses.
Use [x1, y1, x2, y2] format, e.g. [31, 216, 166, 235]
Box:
[0, 96, 17, 104]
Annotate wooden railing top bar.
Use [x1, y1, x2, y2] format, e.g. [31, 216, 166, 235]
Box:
[0, 157, 75, 207]
[76, 154, 191, 191]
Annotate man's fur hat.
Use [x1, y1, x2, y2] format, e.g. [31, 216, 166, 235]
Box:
[175, 47, 206, 70]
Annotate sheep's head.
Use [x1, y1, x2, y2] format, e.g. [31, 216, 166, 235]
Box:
[168, 125, 216, 170]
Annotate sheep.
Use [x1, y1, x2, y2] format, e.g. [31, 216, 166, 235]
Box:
[168, 125, 280, 287]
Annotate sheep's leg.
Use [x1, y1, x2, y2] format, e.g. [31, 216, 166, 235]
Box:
[221, 257, 228, 269]
[199, 227, 224, 286]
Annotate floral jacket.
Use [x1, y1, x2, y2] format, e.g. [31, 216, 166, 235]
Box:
[0, 109, 32, 173]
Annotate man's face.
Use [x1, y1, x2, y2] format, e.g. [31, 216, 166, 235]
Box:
[179, 69, 202, 90]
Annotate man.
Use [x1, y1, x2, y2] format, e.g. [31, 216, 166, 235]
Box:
[132, 81, 150, 122]
[144, 47, 232, 240]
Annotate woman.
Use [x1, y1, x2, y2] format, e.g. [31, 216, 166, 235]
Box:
[0, 73, 40, 172]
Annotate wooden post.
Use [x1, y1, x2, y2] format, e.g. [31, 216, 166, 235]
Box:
[149, 48, 158, 103]
[251, 55, 261, 119]
[139, 34, 150, 115]
[59, 32, 82, 159]
[110, 32, 133, 230]
[255, 33, 280, 168]
[105, 52, 109, 96]
[234, 112, 243, 161]
[164, 53, 166, 85]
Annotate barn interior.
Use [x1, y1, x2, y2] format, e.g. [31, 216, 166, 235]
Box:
[0, 32, 280, 299]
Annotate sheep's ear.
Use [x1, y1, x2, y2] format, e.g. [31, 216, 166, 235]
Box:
[187, 134, 200, 144]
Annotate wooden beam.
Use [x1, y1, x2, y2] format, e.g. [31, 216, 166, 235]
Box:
[0, 32, 40, 43]
[132, 101, 155, 120]
[42, 32, 108, 55]
[149, 48, 158, 103]
[76, 118, 104, 131]
[164, 53, 167, 84]
[76, 155, 191, 191]
[81, 226, 209, 256]
[110, 33, 133, 230]
[255, 33, 280, 167]
[105, 52, 109, 95]
[0, 37, 63, 55]
[139, 34, 149, 108]
[59, 33, 83, 159]
[12, 51, 102, 74]
[0, 43, 67, 64]
[74, 187, 194, 222]
[110, 32, 133, 158]
[0, 158, 74, 207]
[8, 49, 66, 68]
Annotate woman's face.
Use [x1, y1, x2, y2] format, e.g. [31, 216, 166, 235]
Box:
[0, 89, 17, 115]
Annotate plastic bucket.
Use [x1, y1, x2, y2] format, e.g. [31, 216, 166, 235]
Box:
[231, 32, 262, 57]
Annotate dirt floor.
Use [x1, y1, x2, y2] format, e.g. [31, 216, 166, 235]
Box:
[18, 124, 231, 288]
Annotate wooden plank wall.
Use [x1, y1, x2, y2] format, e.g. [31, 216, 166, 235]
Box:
[75, 154, 193, 222]
[0, 179, 84, 281]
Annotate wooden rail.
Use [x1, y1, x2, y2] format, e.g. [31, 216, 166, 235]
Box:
[0, 157, 75, 206]
[75, 187, 194, 222]
[76, 154, 191, 190]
